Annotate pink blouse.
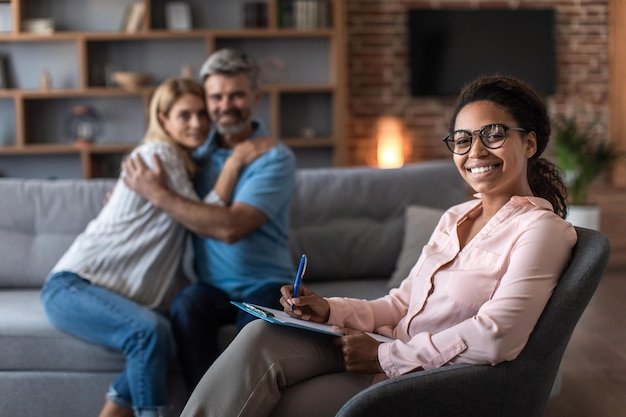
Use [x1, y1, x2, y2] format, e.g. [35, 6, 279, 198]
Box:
[326, 196, 577, 378]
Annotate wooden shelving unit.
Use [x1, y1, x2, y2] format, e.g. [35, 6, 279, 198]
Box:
[0, 0, 347, 178]
[609, 0, 626, 187]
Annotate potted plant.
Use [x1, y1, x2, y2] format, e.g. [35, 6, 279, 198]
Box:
[552, 115, 624, 229]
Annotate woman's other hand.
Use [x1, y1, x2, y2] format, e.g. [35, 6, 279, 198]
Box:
[333, 328, 384, 374]
[229, 137, 277, 167]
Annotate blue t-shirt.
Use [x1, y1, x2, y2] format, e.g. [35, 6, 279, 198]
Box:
[191, 120, 296, 299]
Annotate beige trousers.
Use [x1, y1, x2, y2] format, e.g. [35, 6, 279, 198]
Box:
[180, 320, 374, 417]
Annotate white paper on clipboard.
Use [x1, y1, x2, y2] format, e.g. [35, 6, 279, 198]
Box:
[231, 301, 393, 343]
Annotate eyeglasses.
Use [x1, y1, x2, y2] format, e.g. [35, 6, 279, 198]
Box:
[443, 123, 527, 155]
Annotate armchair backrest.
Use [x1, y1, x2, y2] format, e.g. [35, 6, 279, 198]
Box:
[497, 226, 611, 416]
[336, 226, 611, 417]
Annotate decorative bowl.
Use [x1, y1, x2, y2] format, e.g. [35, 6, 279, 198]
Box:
[111, 71, 152, 91]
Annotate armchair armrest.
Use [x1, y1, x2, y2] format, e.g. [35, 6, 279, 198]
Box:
[336, 364, 508, 417]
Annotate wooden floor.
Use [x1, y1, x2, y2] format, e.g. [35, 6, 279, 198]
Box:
[542, 265, 626, 417]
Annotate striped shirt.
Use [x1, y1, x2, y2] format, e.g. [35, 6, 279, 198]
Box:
[51, 142, 198, 309]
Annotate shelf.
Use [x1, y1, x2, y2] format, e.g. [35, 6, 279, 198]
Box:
[0, 32, 78, 41]
[283, 138, 334, 147]
[0, 28, 336, 41]
[0, 0, 347, 178]
[0, 143, 135, 155]
[18, 88, 152, 98]
[263, 84, 335, 92]
[0, 139, 338, 158]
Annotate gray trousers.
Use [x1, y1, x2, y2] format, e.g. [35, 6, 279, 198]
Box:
[180, 320, 375, 417]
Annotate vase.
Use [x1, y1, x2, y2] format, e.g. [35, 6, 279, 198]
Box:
[65, 105, 102, 144]
[566, 205, 601, 230]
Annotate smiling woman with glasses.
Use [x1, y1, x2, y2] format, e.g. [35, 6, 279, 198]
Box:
[177, 75, 577, 417]
[446, 75, 569, 219]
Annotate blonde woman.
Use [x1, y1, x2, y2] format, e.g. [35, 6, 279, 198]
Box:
[41, 78, 274, 417]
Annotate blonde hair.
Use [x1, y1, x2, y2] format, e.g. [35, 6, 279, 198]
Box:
[142, 78, 206, 177]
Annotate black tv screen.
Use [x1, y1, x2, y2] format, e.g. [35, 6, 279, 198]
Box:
[409, 9, 556, 96]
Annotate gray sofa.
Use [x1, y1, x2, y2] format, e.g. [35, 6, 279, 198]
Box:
[0, 161, 466, 417]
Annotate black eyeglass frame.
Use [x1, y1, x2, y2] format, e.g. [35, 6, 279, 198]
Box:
[442, 123, 527, 155]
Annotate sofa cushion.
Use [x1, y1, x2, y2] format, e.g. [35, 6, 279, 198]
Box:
[0, 179, 114, 288]
[0, 290, 124, 371]
[289, 217, 403, 282]
[289, 162, 467, 281]
[386, 205, 445, 289]
[290, 162, 463, 228]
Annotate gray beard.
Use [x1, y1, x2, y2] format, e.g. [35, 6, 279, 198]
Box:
[214, 118, 250, 136]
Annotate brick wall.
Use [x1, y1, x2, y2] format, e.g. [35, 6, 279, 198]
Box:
[346, 0, 610, 166]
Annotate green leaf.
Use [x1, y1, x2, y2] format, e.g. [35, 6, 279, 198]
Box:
[552, 115, 625, 205]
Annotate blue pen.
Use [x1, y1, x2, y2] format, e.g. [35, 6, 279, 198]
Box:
[290, 254, 307, 311]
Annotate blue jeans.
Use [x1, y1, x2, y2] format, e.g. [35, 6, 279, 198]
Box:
[41, 271, 174, 417]
[169, 281, 284, 391]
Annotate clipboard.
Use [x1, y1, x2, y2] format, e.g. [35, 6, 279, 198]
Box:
[231, 301, 393, 343]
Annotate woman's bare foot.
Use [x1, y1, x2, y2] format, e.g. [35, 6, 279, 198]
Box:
[98, 399, 134, 417]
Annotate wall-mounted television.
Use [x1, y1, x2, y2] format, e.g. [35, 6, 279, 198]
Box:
[408, 9, 556, 97]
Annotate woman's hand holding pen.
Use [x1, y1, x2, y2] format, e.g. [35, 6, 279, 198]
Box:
[279, 285, 330, 323]
[279, 284, 384, 374]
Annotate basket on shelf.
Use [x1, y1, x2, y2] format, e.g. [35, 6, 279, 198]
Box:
[111, 71, 152, 91]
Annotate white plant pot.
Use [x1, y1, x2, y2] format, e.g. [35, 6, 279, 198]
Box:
[566, 205, 601, 230]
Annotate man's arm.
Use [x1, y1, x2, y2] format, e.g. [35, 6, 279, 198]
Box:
[122, 154, 267, 243]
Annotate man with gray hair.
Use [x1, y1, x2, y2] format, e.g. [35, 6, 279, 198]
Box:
[123, 48, 297, 391]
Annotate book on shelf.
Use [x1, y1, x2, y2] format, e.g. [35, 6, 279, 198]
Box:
[0, 3, 12, 33]
[241, 2, 268, 29]
[122, 2, 146, 33]
[279, 0, 330, 30]
[0, 54, 9, 89]
[278, 0, 294, 28]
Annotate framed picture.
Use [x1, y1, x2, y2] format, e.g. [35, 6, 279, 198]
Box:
[165, 2, 192, 31]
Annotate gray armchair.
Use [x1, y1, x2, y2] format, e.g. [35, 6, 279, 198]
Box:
[336, 226, 611, 417]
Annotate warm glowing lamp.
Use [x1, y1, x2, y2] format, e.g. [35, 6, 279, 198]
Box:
[376, 116, 405, 168]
